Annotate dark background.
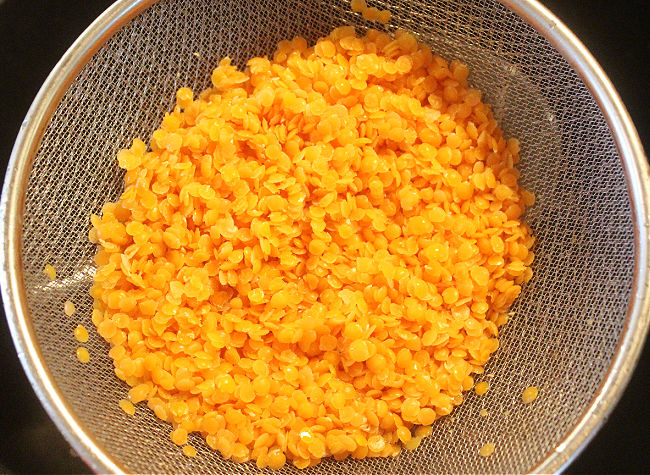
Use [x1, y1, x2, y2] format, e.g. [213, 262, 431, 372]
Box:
[0, 0, 648, 473]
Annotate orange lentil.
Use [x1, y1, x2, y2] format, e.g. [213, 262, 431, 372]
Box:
[268, 449, 286, 470]
[350, 0, 366, 12]
[118, 399, 136, 416]
[479, 442, 495, 457]
[418, 408, 436, 425]
[64, 300, 75, 316]
[474, 381, 490, 396]
[74, 325, 89, 343]
[89, 26, 534, 470]
[404, 436, 422, 451]
[182, 445, 197, 458]
[171, 427, 188, 446]
[128, 383, 150, 404]
[362, 6, 380, 21]
[396, 426, 412, 443]
[377, 9, 391, 24]
[43, 264, 56, 281]
[76, 347, 89, 364]
[522, 386, 539, 404]
[368, 435, 386, 452]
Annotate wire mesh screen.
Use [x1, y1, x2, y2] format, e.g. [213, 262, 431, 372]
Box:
[18, 0, 633, 473]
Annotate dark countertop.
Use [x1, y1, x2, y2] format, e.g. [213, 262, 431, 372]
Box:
[0, 0, 648, 473]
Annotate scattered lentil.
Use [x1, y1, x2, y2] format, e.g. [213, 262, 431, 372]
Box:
[74, 325, 89, 343]
[350, 0, 366, 12]
[43, 264, 56, 281]
[522, 386, 539, 404]
[119, 399, 136, 416]
[76, 347, 89, 364]
[90, 26, 534, 469]
[351, 0, 391, 24]
[474, 381, 490, 396]
[377, 9, 392, 24]
[64, 300, 76, 316]
[183, 445, 198, 458]
[479, 442, 495, 457]
[362, 6, 380, 21]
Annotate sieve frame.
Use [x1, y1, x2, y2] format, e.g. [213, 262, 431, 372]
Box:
[0, 0, 648, 473]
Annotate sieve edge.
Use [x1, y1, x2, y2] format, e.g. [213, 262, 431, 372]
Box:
[1, 0, 648, 474]
[0, 0, 155, 473]
[499, 0, 650, 473]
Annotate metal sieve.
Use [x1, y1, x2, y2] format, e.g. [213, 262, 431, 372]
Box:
[1, 0, 648, 473]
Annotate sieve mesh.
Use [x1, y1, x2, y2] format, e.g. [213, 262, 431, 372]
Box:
[17, 0, 634, 473]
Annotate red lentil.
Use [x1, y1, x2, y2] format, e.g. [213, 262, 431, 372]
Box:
[90, 26, 534, 469]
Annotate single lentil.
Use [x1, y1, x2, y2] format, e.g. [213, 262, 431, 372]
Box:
[76, 347, 89, 364]
[474, 381, 490, 396]
[171, 427, 188, 446]
[414, 425, 432, 438]
[377, 9, 391, 24]
[522, 386, 539, 404]
[64, 300, 76, 316]
[119, 399, 136, 416]
[479, 442, 495, 457]
[404, 436, 422, 451]
[350, 0, 366, 12]
[183, 445, 198, 458]
[90, 26, 534, 469]
[74, 325, 89, 343]
[43, 264, 56, 281]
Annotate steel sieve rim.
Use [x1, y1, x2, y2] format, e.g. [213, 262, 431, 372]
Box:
[498, 2, 650, 472]
[1, 0, 647, 473]
[0, 2, 156, 471]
